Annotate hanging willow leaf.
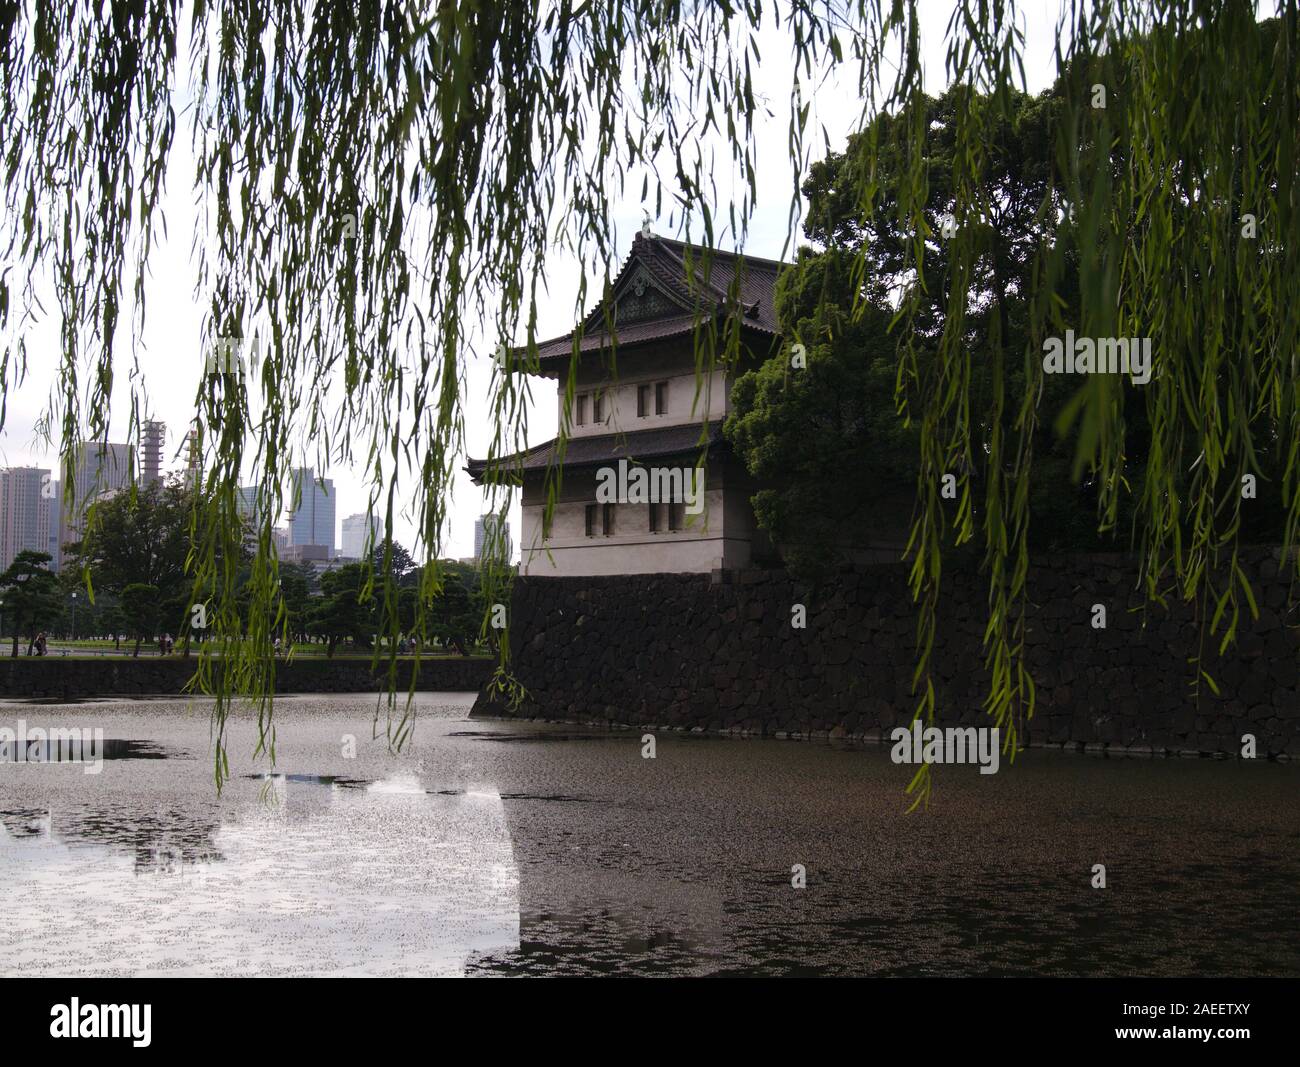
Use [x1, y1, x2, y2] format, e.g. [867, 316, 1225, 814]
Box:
[0, 1, 1295, 802]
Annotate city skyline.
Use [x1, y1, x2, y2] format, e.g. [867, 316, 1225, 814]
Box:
[0, 438, 514, 571]
[12, 417, 524, 563]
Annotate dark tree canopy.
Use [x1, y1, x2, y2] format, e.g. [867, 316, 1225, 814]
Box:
[731, 70, 1293, 585]
[308, 564, 374, 658]
[0, 550, 61, 657]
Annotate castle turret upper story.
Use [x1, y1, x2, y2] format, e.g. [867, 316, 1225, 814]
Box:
[467, 233, 785, 576]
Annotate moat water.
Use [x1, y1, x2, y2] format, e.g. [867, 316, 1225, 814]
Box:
[1, 694, 1296, 976]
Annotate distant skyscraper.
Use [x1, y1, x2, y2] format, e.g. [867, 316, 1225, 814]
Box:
[341, 512, 380, 559]
[59, 442, 131, 561]
[0, 467, 53, 572]
[46, 479, 60, 569]
[288, 468, 335, 552]
[141, 420, 165, 487]
[236, 484, 260, 519]
[474, 513, 512, 564]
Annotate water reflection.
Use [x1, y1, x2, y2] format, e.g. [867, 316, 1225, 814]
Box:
[0, 805, 223, 870]
[0, 774, 520, 976]
[242, 772, 369, 789]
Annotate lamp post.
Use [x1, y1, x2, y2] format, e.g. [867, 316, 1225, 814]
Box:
[70, 590, 77, 643]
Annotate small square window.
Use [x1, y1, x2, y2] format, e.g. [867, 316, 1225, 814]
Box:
[593, 392, 605, 423]
[648, 501, 659, 532]
[585, 503, 598, 537]
[655, 381, 668, 415]
[602, 502, 615, 536]
[668, 501, 685, 531]
[637, 384, 650, 417]
[575, 394, 587, 426]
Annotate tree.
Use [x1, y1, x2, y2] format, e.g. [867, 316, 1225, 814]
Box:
[428, 573, 479, 656]
[308, 565, 375, 658]
[726, 247, 919, 579]
[100, 604, 125, 651]
[0, 552, 61, 657]
[120, 585, 161, 658]
[67, 480, 250, 656]
[727, 84, 1164, 575]
[65, 481, 196, 628]
[372, 542, 420, 588]
[276, 563, 316, 647]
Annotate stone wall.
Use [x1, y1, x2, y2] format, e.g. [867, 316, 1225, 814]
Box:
[473, 550, 1299, 756]
[0, 655, 493, 701]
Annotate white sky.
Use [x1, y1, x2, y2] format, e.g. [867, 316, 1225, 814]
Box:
[0, 1, 1065, 561]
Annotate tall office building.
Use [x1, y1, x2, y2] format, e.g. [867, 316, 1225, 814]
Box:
[287, 468, 336, 553]
[0, 467, 53, 572]
[341, 512, 380, 559]
[59, 442, 131, 561]
[474, 513, 513, 565]
[141, 420, 165, 487]
[46, 479, 60, 569]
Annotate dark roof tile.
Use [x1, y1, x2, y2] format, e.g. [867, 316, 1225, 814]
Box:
[529, 234, 786, 366]
[466, 420, 725, 482]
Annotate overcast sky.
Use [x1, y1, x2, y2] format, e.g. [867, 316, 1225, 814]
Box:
[0, 1, 1066, 561]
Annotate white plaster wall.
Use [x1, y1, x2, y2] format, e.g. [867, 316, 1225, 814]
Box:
[559, 366, 730, 439]
[519, 488, 753, 576]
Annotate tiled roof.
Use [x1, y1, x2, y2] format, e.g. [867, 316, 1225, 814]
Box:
[466, 420, 725, 482]
[535, 313, 704, 357]
[530, 234, 787, 366]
